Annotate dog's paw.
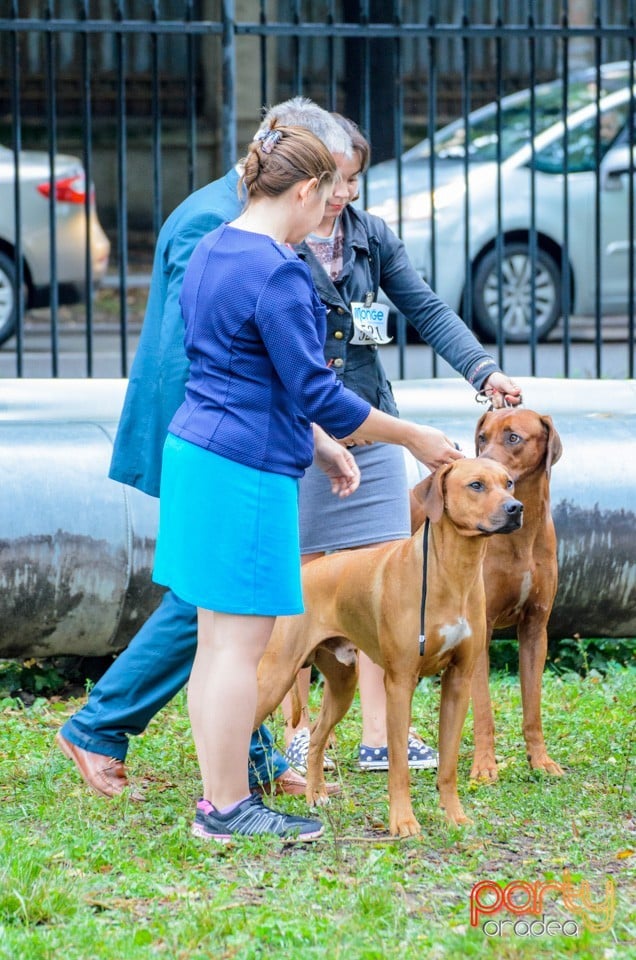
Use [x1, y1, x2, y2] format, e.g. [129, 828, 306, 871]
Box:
[390, 811, 421, 837]
[395, 820, 422, 838]
[440, 798, 472, 826]
[309, 792, 332, 808]
[470, 762, 499, 783]
[528, 754, 564, 776]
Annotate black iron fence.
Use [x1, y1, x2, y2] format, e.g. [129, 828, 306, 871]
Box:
[1, 1, 635, 379]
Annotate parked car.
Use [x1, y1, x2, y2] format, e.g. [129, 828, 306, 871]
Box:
[366, 61, 636, 342]
[0, 146, 110, 345]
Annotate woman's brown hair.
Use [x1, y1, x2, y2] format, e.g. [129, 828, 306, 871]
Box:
[240, 123, 337, 200]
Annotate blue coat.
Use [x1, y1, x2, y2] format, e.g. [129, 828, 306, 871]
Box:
[109, 170, 243, 497]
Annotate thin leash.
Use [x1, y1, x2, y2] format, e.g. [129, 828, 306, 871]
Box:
[419, 517, 430, 656]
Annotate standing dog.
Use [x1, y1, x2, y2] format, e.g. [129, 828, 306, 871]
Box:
[255, 458, 523, 837]
[411, 408, 563, 782]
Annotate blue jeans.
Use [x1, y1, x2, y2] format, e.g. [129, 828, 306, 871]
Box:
[61, 589, 288, 789]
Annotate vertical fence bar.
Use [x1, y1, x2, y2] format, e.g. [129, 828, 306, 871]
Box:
[494, 1, 505, 367]
[528, 1, 538, 374]
[427, 6, 438, 378]
[150, 0, 163, 240]
[629, 2, 635, 378]
[392, 0, 407, 376]
[185, 0, 197, 193]
[560, 0, 571, 378]
[461, 0, 473, 330]
[10, 0, 24, 377]
[259, 0, 268, 106]
[291, 0, 302, 95]
[222, 0, 236, 172]
[80, 0, 94, 377]
[359, 0, 371, 156]
[115, 0, 129, 378]
[326, 0, 337, 111]
[593, 2, 603, 377]
[45, 0, 59, 377]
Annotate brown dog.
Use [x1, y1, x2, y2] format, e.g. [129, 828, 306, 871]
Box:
[411, 408, 563, 782]
[255, 458, 523, 837]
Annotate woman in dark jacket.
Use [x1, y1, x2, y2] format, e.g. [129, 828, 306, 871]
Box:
[282, 117, 521, 776]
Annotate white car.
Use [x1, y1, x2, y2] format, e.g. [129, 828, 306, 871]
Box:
[0, 146, 110, 345]
[366, 62, 636, 342]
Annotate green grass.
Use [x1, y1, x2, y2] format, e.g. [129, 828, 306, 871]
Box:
[1, 668, 634, 960]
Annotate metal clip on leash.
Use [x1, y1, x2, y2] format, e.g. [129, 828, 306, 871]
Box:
[475, 389, 523, 410]
[475, 389, 494, 410]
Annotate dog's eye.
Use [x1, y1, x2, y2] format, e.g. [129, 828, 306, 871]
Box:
[506, 479, 514, 489]
[507, 433, 521, 444]
[477, 433, 486, 445]
[469, 481, 484, 491]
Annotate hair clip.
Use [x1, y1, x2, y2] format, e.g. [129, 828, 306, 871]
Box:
[255, 128, 283, 154]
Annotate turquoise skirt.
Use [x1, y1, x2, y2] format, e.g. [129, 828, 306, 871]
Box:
[153, 434, 303, 615]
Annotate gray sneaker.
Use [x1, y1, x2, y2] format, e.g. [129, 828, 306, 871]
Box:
[191, 794, 324, 843]
[284, 727, 336, 775]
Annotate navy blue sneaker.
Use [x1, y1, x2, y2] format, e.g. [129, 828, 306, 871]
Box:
[191, 794, 324, 843]
[358, 733, 438, 771]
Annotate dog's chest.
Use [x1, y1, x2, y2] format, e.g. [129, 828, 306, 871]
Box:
[425, 617, 473, 669]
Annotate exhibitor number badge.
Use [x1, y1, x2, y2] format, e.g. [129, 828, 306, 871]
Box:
[350, 301, 393, 345]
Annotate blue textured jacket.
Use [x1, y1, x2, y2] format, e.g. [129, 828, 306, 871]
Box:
[170, 224, 370, 477]
[109, 172, 501, 497]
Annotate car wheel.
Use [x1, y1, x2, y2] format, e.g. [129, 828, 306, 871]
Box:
[0, 252, 18, 346]
[472, 243, 561, 343]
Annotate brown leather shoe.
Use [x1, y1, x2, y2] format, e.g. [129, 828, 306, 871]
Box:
[253, 767, 341, 797]
[55, 731, 129, 798]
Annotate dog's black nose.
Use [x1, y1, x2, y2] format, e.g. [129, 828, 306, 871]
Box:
[505, 500, 524, 516]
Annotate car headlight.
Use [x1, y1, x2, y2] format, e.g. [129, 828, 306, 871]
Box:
[368, 192, 432, 224]
[368, 180, 465, 225]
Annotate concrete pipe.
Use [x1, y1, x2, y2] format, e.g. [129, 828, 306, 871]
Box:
[0, 380, 161, 658]
[0, 376, 634, 658]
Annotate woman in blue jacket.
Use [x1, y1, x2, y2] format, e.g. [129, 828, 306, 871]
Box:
[153, 123, 466, 843]
[282, 117, 521, 776]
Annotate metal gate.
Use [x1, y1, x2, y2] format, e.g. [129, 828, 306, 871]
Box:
[1, 1, 635, 378]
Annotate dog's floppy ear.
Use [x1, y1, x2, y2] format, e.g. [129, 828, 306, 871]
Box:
[413, 463, 451, 523]
[474, 411, 489, 455]
[540, 415, 563, 478]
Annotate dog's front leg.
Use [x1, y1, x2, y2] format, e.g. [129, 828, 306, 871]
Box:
[519, 619, 564, 775]
[437, 661, 473, 825]
[470, 641, 499, 782]
[385, 668, 421, 837]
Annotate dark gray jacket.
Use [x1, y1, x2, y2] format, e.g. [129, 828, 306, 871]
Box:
[295, 205, 500, 415]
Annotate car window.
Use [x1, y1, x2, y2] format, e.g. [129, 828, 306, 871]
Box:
[531, 102, 630, 174]
[430, 78, 628, 164]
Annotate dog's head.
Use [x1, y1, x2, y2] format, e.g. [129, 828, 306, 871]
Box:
[475, 408, 563, 482]
[411, 458, 523, 537]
